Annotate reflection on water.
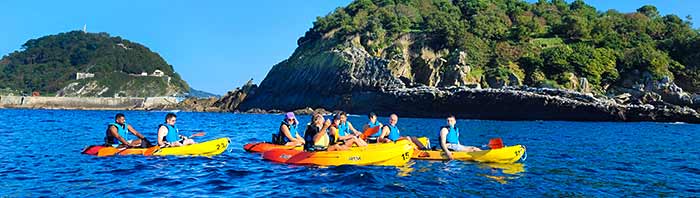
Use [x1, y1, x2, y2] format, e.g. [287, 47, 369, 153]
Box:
[477, 163, 526, 184]
[396, 162, 416, 177]
[1, 109, 698, 197]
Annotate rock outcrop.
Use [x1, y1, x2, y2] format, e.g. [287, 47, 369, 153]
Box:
[234, 33, 700, 123]
[213, 79, 258, 112]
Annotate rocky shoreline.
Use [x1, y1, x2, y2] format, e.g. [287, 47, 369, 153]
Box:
[174, 80, 700, 123]
[3, 85, 699, 123]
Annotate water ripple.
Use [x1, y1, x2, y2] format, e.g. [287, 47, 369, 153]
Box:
[0, 109, 698, 197]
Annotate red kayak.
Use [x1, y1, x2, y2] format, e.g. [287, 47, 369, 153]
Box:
[243, 142, 302, 153]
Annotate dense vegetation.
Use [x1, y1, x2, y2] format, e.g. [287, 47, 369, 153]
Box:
[298, 0, 700, 93]
[0, 31, 189, 95]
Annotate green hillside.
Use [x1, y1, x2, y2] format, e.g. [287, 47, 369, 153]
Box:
[0, 31, 189, 96]
[297, 0, 700, 93]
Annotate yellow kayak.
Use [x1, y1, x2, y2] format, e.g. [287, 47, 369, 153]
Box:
[412, 145, 526, 163]
[153, 138, 230, 157]
[263, 139, 414, 166]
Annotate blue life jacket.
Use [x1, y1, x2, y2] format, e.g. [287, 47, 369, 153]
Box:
[386, 124, 400, 141]
[160, 123, 180, 143]
[368, 121, 382, 137]
[108, 122, 128, 144]
[337, 122, 350, 136]
[441, 125, 460, 144]
[280, 121, 299, 143]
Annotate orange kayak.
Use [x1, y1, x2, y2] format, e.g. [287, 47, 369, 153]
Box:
[262, 139, 414, 166]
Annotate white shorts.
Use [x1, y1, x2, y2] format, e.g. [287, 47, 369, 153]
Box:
[446, 143, 477, 151]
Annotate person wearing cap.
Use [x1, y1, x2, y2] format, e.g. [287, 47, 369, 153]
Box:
[362, 112, 383, 143]
[279, 112, 305, 146]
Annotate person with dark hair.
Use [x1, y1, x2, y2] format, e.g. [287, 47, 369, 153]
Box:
[439, 115, 481, 160]
[329, 114, 367, 147]
[335, 112, 368, 146]
[362, 112, 383, 143]
[105, 113, 146, 147]
[278, 112, 304, 146]
[157, 113, 196, 147]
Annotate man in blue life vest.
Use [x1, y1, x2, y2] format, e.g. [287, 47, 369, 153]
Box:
[279, 112, 305, 146]
[440, 115, 481, 160]
[378, 114, 401, 143]
[157, 113, 195, 147]
[362, 112, 383, 143]
[336, 111, 368, 146]
[105, 113, 146, 147]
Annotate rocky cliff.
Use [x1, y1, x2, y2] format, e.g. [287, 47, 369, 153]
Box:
[237, 42, 700, 122]
[235, 0, 700, 123]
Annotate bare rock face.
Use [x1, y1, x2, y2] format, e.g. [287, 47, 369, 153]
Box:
[177, 97, 220, 112]
[214, 79, 258, 112]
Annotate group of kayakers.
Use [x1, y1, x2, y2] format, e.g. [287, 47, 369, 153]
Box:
[104, 113, 195, 148]
[103, 111, 482, 159]
[277, 111, 482, 160]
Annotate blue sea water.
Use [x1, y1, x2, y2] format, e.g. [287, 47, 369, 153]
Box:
[0, 109, 698, 197]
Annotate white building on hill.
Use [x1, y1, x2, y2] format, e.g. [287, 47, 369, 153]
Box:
[76, 72, 94, 80]
[151, 69, 164, 77]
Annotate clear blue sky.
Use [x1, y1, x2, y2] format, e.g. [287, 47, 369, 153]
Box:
[1, 0, 697, 95]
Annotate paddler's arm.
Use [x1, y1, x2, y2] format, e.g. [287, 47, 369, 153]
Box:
[109, 125, 129, 145]
[347, 122, 362, 136]
[313, 120, 331, 143]
[440, 128, 453, 160]
[127, 124, 145, 139]
[379, 125, 392, 142]
[295, 133, 305, 144]
[157, 125, 168, 147]
[280, 125, 296, 143]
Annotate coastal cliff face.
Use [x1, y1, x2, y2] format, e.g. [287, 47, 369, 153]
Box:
[238, 41, 700, 122]
[237, 0, 700, 122]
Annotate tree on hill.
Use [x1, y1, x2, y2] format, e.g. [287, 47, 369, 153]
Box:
[0, 31, 188, 95]
[296, 0, 700, 93]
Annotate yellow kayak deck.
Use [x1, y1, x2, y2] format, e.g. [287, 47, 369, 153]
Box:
[153, 137, 230, 157]
[412, 145, 526, 163]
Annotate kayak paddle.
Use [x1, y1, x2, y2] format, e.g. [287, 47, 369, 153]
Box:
[359, 126, 380, 140]
[143, 146, 160, 156]
[189, 132, 205, 138]
[97, 147, 126, 157]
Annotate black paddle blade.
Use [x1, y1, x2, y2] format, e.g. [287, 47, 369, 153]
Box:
[141, 138, 154, 148]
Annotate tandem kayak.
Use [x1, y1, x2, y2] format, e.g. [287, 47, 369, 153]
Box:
[245, 127, 383, 153]
[82, 138, 231, 157]
[262, 139, 415, 166]
[412, 145, 526, 163]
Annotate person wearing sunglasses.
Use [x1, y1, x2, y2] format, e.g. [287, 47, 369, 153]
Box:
[278, 112, 305, 146]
